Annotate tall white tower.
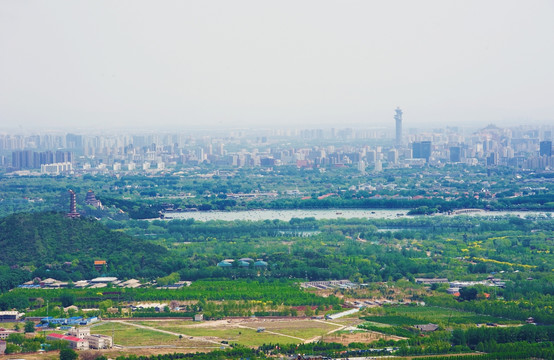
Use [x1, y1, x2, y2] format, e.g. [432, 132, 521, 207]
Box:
[394, 107, 403, 146]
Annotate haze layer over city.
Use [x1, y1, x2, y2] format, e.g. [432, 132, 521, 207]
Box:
[1, 0, 554, 131]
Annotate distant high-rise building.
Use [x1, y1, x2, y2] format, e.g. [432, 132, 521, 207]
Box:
[540, 141, 552, 156]
[67, 190, 80, 218]
[358, 160, 366, 173]
[55, 150, 72, 163]
[394, 107, 403, 146]
[39, 151, 54, 166]
[374, 159, 382, 172]
[66, 133, 83, 149]
[412, 141, 431, 161]
[450, 146, 461, 162]
[11, 150, 33, 169]
[387, 149, 398, 164]
[366, 150, 376, 163]
[487, 152, 497, 166]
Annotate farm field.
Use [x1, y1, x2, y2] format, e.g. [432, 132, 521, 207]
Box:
[363, 306, 523, 327]
[90, 322, 197, 347]
[66, 308, 521, 352]
[239, 319, 340, 339]
[125, 318, 347, 346]
[322, 329, 402, 345]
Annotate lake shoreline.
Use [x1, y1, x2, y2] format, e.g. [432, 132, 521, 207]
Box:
[154, 208, 553, 222]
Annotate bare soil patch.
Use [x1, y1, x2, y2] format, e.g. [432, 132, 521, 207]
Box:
[322, 330, 401, 345]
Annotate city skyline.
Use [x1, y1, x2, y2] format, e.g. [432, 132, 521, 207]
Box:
[1, 1, 554, 131]
[3, 121, 553, 175]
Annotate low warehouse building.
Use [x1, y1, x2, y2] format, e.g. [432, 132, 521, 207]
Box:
[47, 333, 89, 350]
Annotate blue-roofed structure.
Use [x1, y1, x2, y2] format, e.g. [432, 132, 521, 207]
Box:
[254, 260, 268, 267]
[238, 261, 250, 267]
[217, 261, 232, 267]
[40, 316, 97, 326]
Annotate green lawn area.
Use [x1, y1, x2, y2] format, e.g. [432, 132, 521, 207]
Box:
[184, 327, 300, 347]
[357, 320, 392, 328]
[127, 320, 309, 346]
[0, 322, 20, 330]
[91, 322, 182, 346]
[132, 320, 197, 327]
[245, 320, 341, 339]
[364, 306, 522, 327]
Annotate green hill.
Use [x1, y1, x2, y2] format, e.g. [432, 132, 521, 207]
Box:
[0, 212, 171, 284]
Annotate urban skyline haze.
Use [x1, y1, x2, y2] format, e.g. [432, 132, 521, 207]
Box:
[1, 0, 553, 131]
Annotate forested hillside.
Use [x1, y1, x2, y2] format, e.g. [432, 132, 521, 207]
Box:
[0, 212, 170, 282]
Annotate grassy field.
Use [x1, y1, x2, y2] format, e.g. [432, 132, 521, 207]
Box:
[126, 320, 301, 346]
[91, 322, 185, 347]
[0, 321, 19, 330]
[88, 316, 414, 349]
[245, 319, 340, 339]
[125, 318, 343, 346]
[132, 320, 197, 327]
[363, 306, 522, 327]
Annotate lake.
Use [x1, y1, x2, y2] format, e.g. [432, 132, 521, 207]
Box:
[159, 209, 553, 222]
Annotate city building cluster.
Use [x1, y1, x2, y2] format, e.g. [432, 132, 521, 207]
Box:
[1, 115, 553, 175]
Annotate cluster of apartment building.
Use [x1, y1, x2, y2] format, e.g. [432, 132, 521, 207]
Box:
[1, 123, 553, 174]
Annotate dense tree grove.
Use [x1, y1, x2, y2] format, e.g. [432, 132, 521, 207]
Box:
[107, 347, 263, 360]
[0, 198, 552, 359]
[0, 212, 552, 325]
[1, 165, 553, 219]
[0, 212, 170, 280]
[451, 325, 554, 348]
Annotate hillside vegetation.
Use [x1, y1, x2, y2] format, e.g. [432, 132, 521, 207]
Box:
[0, 212, 169, 282]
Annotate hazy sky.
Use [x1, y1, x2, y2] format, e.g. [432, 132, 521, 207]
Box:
[1, 1, 553, 131]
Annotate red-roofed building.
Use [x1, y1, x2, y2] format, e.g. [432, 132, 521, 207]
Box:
[94, 260, 107, 272]
[317, 193, 337, 200]
[47, 333, 89, 350]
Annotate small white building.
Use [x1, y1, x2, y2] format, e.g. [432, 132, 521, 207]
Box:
[85, 334, 113, 349]
[41, 162, 72, 175]
[90, 277, 118, 283]
[0, 311, 24, 321]
[0, 328, 17, 339]
[51, 328, 112, 350]
[68, 327, 90, 338]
